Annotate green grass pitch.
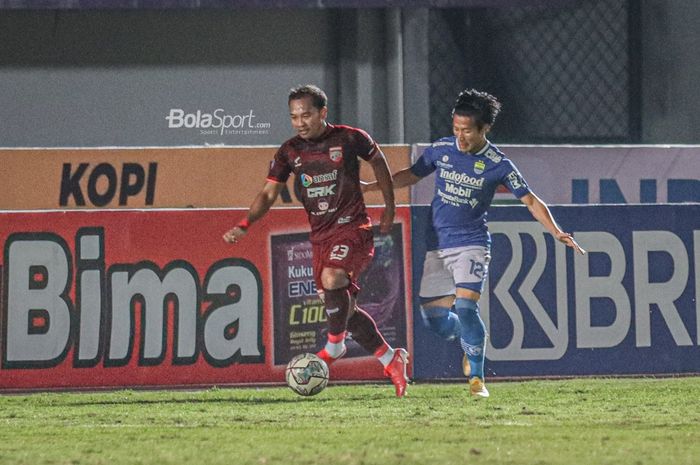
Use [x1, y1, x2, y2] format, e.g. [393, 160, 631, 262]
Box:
[1, 377, 699, 465]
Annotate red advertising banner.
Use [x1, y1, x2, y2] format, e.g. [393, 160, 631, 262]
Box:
[0, 207, 412, 391]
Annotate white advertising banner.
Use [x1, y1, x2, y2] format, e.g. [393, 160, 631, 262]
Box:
[411, 144, 700, 205]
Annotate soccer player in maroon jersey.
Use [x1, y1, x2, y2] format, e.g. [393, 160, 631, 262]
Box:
[223, 84, 409, 397]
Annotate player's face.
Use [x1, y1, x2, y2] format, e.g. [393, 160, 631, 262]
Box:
[453, 114, 489, 154]
[289, 97, 328, 140]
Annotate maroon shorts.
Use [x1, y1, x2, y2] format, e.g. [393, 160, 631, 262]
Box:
[312, 227, 374, 295]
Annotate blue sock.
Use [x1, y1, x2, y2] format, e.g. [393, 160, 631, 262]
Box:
[453, 298, 486, 379]
[420, 306, 461, 341]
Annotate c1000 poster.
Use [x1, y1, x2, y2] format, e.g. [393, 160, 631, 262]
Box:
[270, 224, 408, 366]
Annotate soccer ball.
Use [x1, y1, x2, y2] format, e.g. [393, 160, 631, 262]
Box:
[285, 353, 329, 396]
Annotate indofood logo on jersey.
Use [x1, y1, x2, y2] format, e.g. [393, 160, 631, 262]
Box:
[165, 108, 271, 136]
[439, 168, 484, 188]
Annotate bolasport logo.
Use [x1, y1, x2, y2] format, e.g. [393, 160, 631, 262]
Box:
[165, 108, 271, 136]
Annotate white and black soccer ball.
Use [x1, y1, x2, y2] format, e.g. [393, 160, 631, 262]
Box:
[285, 353, 329, 396]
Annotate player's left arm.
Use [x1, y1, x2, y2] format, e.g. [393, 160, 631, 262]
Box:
[367, 150, 395, 234]
[520, 192, 586, 255]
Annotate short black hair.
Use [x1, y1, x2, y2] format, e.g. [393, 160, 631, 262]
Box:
[452, 89, 501, 130]
[288, 85, 328, 110]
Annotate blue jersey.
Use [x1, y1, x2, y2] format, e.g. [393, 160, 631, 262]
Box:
[411, 137, 531, 251]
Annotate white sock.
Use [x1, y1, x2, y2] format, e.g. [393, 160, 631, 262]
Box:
[325, 340, 346, 358]
[378, 347, 395, 367]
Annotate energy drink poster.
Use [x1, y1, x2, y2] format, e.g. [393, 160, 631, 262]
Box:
[271, 224, 408, 366]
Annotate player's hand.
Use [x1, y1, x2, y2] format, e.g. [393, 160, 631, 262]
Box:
[223, 226, 247, 244]
[555, 232, 586, 255]
[379, 207, 395, 234]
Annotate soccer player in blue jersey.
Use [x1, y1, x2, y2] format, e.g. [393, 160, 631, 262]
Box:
[364, 89, 585, 397]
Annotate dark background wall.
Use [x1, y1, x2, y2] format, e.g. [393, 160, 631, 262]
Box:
[0, 0, 697, 146]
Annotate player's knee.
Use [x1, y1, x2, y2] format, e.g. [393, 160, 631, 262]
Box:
[454, 298, 485, 341]
[320, 267, 350, 290]
[421, 307, 459, 341]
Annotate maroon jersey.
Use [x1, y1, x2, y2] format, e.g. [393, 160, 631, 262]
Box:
[267, 124, 378, 243]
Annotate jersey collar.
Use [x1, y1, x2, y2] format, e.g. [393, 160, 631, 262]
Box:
[455, 137, 491, 155]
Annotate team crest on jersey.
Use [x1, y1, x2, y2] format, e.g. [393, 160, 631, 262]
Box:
[329, 146, 343, 163]
[301, 173, 313, 187]
[474, 160, 486, 174]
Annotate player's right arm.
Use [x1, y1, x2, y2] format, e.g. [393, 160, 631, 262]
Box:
[519, 192, 586, 255]
[362, 149, 433, 193]
[223, 180, 285, 244]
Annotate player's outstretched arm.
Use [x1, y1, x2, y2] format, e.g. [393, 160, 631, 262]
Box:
[367, 152, 395, 234]
[520, 192, 586, 255]
[362, 167, 422, 193]
[223, 181, 285, 244]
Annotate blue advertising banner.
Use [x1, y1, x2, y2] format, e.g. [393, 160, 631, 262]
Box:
[412, 204, 700, 379]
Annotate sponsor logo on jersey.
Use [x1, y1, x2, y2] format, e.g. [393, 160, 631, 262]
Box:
[311, 206, 337, 216]
[318, 200, 329, 211]
[484, 149, 502, 163]
[439, 168, 484, 188]
[312, 170, 338, 183]
[337, 216, 353, 224]
[329, 146, 343, 163]
[474, 160, 486, 175]
[432, 141, 453, 147]
[506, 171, 525, 190]
[308, 184, 336, 198]
[444, 183, 474, 198]
[301, 173, 313, 187]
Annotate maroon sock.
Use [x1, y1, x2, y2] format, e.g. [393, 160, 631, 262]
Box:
[323, 287, 351, 336]
[347, 307, 387, 354]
